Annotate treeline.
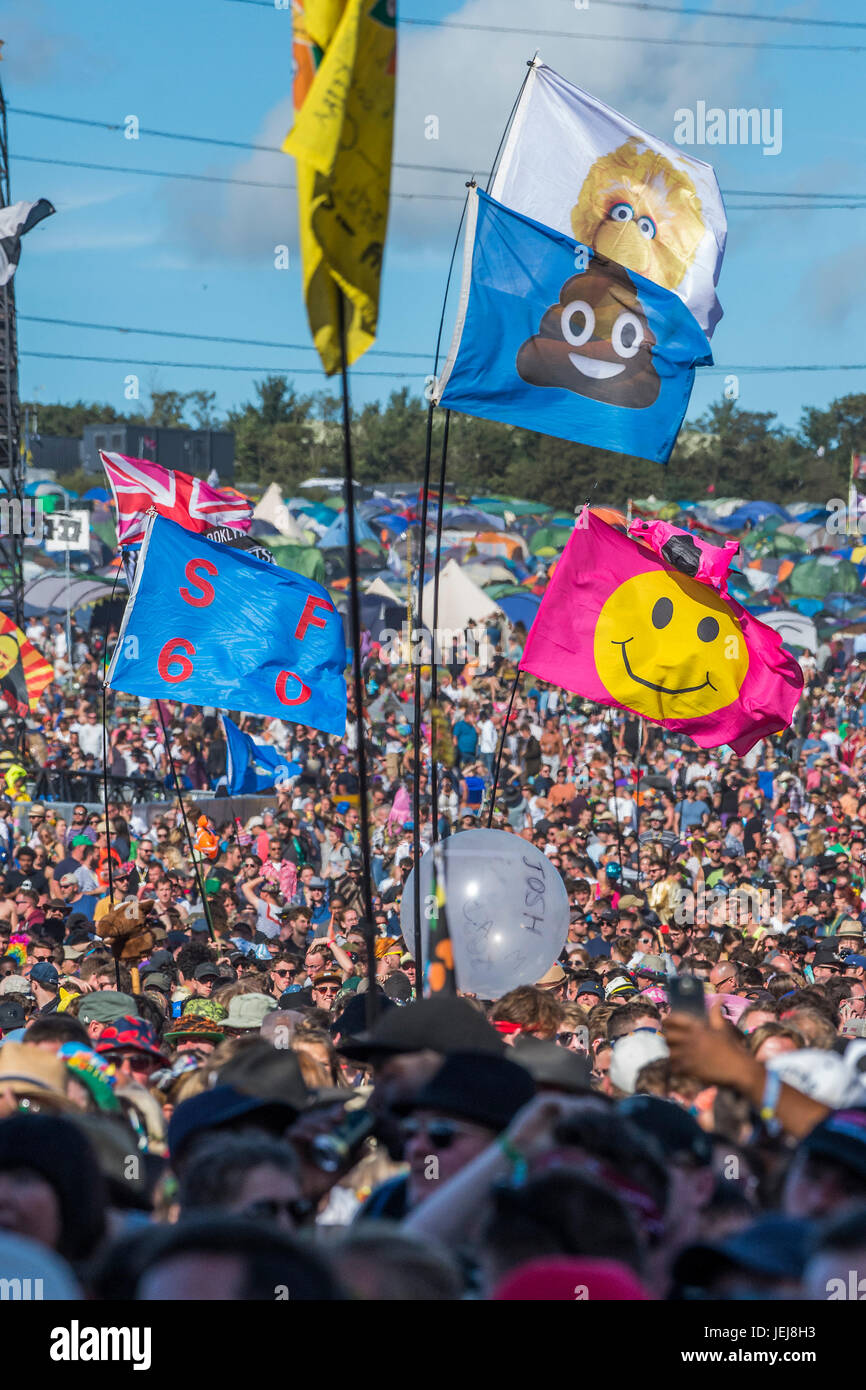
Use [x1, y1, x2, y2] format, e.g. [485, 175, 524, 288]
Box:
[31, 377, 865, 510]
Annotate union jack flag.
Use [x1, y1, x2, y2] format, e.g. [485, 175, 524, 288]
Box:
[100, 451, 253, 545]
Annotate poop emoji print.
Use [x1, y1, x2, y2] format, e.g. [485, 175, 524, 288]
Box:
[517, 260, 660, 409]
[436, 190, 712, 465]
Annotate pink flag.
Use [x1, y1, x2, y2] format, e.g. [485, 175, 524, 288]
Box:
[628, 518, 739, 598]
[101, 451, 253, 545]
[520, 511, 802, 755]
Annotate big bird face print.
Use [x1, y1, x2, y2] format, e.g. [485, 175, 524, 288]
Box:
[571, 137, 705, 294]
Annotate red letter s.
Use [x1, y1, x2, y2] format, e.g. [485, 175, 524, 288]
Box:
[180, 558, 217, 607]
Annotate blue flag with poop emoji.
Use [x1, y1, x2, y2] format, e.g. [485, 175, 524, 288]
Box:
[434, 189, 712, 464]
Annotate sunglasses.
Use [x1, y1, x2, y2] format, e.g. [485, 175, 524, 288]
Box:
[402, 1118, 478, 1149]
[273, 968, 296, 979]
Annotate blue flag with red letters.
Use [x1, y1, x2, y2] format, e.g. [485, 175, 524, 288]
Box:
[106, 513, 347, 735]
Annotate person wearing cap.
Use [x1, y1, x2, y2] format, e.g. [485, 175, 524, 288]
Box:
[30, 962, 60, 1016]
[397, 1052, 536, 1214]
[310, 971, 343, 1013]
[95, 1016, 169, 1083]
[77, 992, 140, 1044]
[189, 961, 220, 998]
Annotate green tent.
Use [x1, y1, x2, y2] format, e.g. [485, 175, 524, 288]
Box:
[785, 556, 861, 598]
[267, 543, 326, 585]
[529, 525, 572, 556]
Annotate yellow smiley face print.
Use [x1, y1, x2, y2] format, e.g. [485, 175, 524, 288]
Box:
[0, 636, 20, 680]
[593, 569, 749, 720]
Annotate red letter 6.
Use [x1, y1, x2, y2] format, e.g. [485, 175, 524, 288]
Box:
[158, 638, 195, 683]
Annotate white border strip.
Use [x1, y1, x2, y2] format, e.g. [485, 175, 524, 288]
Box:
[104, 511, 156, 690]
[433, 185, 479, 404]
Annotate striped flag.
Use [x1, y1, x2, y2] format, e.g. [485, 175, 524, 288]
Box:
[100, 451, 252, 546]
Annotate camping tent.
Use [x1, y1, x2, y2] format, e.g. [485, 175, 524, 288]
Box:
[420, 558, 503, 632]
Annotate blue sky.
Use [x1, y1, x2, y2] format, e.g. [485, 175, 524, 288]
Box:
[5, 0, 866, 447]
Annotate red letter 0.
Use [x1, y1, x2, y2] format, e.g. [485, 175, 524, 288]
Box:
[276, 670, 311, 706]
[180, 558, 217, 607]
[158, 638, 195, 683]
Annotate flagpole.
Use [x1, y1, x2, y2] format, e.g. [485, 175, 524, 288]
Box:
[336, 290, 378, 1022]
[157, 700, 216, 943]
[486, 666, 521, 827]
[430, 409, 450, 843]
[607, 709, 626, 871]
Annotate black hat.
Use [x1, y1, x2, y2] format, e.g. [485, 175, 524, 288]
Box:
[510, 1036, 592, 1095]
[337, 996, 503, 1063]
[673, 1214, 812, 1288]
[382, 970, 413, 1004]
[813, 945, 845, 968]
[618, 1094, 713, 1166]
[398, 1051, 536, 1132]
[167, 1084, 305, 1164]
[330, 991, 394, 1040]
[0, 998, 25, 1032]
[193, 962, 220, 981]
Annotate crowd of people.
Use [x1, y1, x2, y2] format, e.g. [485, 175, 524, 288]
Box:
[1, 607, 866, 1300]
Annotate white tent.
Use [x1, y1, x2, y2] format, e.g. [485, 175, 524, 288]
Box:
[253, 483, 310, 543]
[365, 575, 402, 603]
[420, 558, 503, 632]
[757, 610, 818, 653]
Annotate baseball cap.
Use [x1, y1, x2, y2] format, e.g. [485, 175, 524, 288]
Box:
[78, 992, 139, 1027]
[619, 1094, 713, 1165]
[0, 977, 31, 997]
[167, 1084, 306, 1164]
[193, 962, 220, 982]
[30, 963, 59, 989]
[574, 981, 604, 1001]
[0, 999, 26, 1032]
[673, 1215, 812, 1289]
[844, 955, 866, 969]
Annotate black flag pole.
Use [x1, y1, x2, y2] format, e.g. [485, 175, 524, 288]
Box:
[336, 291, 378, 1020]
[156, 701, 216, 943]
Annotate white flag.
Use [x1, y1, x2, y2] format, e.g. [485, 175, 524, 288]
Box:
[491, 64, 726, 336]
[0, 199, 55, 287]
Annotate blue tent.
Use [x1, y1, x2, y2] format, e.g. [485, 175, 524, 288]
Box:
[83, 487, 110, 502]
[319, 511, 377, 548]
[498, 592, 542, 628]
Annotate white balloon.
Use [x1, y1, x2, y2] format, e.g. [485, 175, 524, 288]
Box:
[400, 828, 569, 999]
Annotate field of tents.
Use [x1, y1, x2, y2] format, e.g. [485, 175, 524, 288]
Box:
[7, 479, 866, 656]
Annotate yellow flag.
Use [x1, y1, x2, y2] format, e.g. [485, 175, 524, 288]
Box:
[283, 0, 396, 376]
